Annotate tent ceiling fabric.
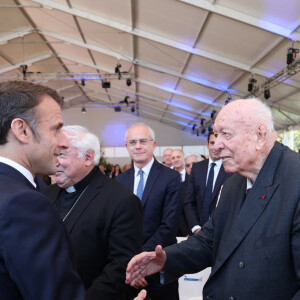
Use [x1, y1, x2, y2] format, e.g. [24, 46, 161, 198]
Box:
[1, 0, 300, 135]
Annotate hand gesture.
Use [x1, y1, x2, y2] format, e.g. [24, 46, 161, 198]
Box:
[126, 245, 166, 287]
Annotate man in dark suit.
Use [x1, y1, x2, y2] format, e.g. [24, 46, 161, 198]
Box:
[43, 125, 143, 300]
[0, 81, 85, 300]
[117, 123, 181, 300]
[125, 98, 300, 300]
[184, 132, 231, 234]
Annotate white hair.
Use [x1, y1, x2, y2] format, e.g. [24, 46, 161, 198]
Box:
[125, 123, 156, 142]
[62, 125, 100, 165]
[248, 98, 274, 134]
[184, 153, 200, 163]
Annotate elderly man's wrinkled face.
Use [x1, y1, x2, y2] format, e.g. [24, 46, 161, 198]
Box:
[213, 108, 257, 177]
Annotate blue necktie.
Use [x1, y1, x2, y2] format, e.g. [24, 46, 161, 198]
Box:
[136, 169, 144, 200]
[200, 162, 216, 225]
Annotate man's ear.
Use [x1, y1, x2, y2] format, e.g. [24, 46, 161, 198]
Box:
[10, 118, 31, 144]
[84, 149, 95, 166]
[255, 123, 268, 150]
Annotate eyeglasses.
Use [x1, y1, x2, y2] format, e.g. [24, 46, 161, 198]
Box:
[127, 139, 153, 146]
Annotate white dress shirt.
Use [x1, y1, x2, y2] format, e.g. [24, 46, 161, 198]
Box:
[179, 168, 186, 182]
[133, 158, 154, 196]
[192, 158, 223, 233]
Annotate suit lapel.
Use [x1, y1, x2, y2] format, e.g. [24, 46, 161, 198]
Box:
[64, 172, 105, 232]
[141, 160, 161, 207]
[199, 160, 208, 190]
[123, 167, 135, 192]
[210, 142, 283, 277]
[211, 165, 226, 201]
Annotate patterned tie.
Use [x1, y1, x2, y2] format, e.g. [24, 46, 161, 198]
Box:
[136, 169, 144, 200]
[200, 162, 216, 225]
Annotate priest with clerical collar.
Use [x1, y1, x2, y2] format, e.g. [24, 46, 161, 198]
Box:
[43, 125, 143, 300]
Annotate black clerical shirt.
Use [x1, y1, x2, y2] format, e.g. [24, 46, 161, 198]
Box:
[54, 167, 98, 220]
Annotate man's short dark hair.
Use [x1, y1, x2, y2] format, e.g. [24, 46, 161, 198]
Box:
[207, 131, 214, 142]
[0, 81, 63, 145]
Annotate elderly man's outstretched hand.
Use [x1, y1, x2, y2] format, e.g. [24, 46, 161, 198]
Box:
[133, 289, 147, 300]
[126, 245, 167, 288]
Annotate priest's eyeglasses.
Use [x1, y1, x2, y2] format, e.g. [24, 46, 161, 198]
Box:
[127, 139, 153, 146]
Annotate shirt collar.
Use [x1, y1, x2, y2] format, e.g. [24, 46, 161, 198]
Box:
[208, 157, 222, 168]
[179, 168, 186, 176]
[134, 157, 154, 177]
[65, 166, 98, 193]
[0, 156, 36, 188]
[246, 178, 253, 190]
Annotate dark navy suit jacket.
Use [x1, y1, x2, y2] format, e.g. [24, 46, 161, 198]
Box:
[184, 159, 231, 229]
[117, 159, 181, 251]
[0, 163, 84, 300]
[164, 142, 300, 299]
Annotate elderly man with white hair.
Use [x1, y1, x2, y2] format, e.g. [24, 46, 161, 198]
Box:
[125, 98, 300, 300]
[43, 125, 143, 300]
[184, 153, 200, 175]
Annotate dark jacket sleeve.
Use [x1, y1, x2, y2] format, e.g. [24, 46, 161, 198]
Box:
[143, 171, 181, 250]
[85, 193, 143, 300]
[184, 165, 201, 230]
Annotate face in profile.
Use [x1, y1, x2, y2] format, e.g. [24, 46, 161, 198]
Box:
[31, 95, 67, 176]
[55, 142, 87, 189]
[213, 102, 258, 177]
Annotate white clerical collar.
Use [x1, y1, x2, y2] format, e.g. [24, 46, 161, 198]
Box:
[65, 186, 76, 193]
[0, 156, 36, 188]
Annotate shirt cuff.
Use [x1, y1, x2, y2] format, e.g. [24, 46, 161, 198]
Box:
[191, 225, 201, 233]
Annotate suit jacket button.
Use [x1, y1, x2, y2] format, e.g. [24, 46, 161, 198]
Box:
[239, 261, 244, 268]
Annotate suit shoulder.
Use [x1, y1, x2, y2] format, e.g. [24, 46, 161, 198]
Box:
[192, 160, 208, 170]
[115, 168, 133, 182]
[99, 174, 139, 200]
[156, 162, 180, 178]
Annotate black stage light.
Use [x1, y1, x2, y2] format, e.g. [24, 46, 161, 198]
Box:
[248, 78, 257, 93]
[192, 124, 197, 131]
[287, 48, 294, 65]
[115, 63, 121, 74]
[200, 118, 205, 125]
[102, 81, 111, 88]
[211, 110, 217, 119]
[264, 88, 271, 99]
[81, 107, 86, 113]
[131, 106, 135, 113]
[201, 128, 206, 134]
[126, 79, 132, 86]
[81, 79, 85, 86]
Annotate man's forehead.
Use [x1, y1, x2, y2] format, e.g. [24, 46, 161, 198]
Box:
[128, 126, 149, 137]
[172, 150, 183, 156]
